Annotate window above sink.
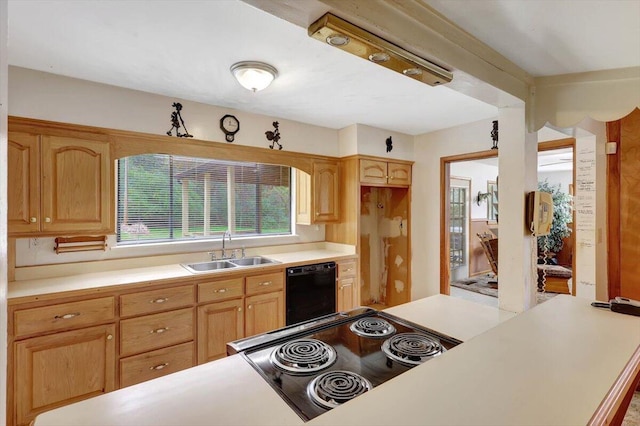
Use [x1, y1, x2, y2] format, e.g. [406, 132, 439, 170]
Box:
[116, 154, 292, 246]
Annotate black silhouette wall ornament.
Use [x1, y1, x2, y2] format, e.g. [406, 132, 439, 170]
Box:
[265, 121, 282, 150]
[491, 120, 498, 150]
[386, 136, 393, 153]
[166, 102, 193, 138]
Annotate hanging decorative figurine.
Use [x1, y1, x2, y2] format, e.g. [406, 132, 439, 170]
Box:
[265, 121, 283, 150]
[166, 102, 193, 138]
[490, 120, 498, 149]
[386, 136, 393, 152]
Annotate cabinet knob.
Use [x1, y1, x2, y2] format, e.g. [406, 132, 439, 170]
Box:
[44, 217, 51, 223]
[315, 212, 319, 216]
[248, 305, 253, 310]
[150, 362, 169, 371]
[389, 176, 395, 180]
[30, 217, 37, 223]
[107, 334, 113, 340]
[150, 327, 169, 334]
[238, 307, 242, 312]
[150, 297, 169, 304]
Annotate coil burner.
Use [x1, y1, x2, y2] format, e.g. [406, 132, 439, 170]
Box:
[270, 338, 337, 374]
[349, 317, 397, 338]
[381, 332, 445, 366]
[307, 370, 373, 409]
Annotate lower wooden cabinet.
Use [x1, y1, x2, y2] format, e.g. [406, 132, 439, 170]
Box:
[197, 299, 244, 363]
[245, 291, 284, 337]
[120, 342, 195, 388]
[337, 277, 357, 312]
[14, 324, 116, 426]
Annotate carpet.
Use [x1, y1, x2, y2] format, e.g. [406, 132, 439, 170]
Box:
[451, 274, 559, 303]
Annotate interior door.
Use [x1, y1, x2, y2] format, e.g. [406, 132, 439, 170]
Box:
[449, 178, 470, 282]
[607, 108, 640, 299]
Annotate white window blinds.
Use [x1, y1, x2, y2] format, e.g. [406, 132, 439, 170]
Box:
[117, 154, 291, 244]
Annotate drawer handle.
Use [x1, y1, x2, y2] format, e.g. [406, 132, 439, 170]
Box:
[345, 268, 354, 272]
[150, 297, 169, 304]
[214, 288, 228, 293]
[340, 284, 353, 290]
[150, 327, 169, 334]
[259, 281, 272, 287]
[54, 312, 80, 320]
[150, 362, 169, 371]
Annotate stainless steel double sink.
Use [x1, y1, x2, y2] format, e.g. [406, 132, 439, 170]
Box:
[181, 256, 280, 274]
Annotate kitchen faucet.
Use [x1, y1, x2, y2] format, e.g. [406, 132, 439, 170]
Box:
[221, 230, 232, 259]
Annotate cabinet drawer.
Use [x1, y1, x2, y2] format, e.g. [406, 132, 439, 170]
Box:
[120, 342, 194, 388]
[198, 277, 243, 303]
[120, 308, 193, 357]
[120, 285, 194, 318]
[14, 297, 115, 338]
[338, 261, 357, 278]
[246, 272, 284, 296]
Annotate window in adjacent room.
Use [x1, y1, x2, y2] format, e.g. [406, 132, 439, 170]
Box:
[116, 154, 292, 245]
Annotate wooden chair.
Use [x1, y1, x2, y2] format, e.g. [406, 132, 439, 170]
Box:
[477, 233, 498, 284]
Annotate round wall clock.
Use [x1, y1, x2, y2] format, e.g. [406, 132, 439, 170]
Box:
[220, 114, 240, 142]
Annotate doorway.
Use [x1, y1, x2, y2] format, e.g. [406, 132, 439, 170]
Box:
[440, 138, 577, 301]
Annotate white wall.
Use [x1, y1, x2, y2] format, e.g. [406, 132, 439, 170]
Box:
[354, 124, 414, 161]
[538, 170, 572, 193]
[450, 160, 499, 219]
[9, 67, 340, 156]
[0, 0, 9, 420]
[412, 118, 498, 300]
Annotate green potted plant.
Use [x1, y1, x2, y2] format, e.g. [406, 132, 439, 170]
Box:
[538, 179, 572, 264]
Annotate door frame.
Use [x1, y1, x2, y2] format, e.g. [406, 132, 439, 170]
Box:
[439, 138, 576, 295]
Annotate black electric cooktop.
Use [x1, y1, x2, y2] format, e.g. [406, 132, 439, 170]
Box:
[228, 308, 460, 421]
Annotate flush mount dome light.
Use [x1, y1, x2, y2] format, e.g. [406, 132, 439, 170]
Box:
[230, 61, 278, 92]
[368, 52, 390, 63]
[326, 33, 350, 46]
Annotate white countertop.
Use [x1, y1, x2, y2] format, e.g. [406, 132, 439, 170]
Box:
[309, 295, 640, 425]
[383, 294, 516, 341]
[34, 295, 640, 426]
[34, 355, 304, 426]
[8, 249, 355, 300]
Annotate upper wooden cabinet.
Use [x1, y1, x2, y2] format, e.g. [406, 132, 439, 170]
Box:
[296, 160, 340, 224]
[360, 159, 412, 186]
[8, 130, 113, 236]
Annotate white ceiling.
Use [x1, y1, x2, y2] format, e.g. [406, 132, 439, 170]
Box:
[7, 0, 640, 136]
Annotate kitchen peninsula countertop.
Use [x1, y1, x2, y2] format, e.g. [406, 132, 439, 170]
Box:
[8, 248, 355, 300]
[34, 295, 640, 426]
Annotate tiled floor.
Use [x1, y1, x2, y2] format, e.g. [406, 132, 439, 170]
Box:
[624, 392, 640, 426]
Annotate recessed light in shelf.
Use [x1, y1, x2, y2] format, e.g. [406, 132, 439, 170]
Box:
[308, 13, 452, 87]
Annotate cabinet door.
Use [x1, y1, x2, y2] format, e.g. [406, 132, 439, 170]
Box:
[360, 159, 388, 185]
[337, 277, 356, 312]
[245, 291, 284, 337]
[14, 324, 116, 426]
[40, 135, 112, 233]
[8, 132, 40, 234]
[295, 169, 313, 225]
[388, 162, 412, 186]
[313, 161, 340, 222]
[197, 299, 244, 363]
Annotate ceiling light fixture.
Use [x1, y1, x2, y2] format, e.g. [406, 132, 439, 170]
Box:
[308, 13, 453, 87]
[230, 61, 278, 92]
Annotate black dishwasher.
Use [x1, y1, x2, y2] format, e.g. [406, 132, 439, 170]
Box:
[286, 262, 336, 325]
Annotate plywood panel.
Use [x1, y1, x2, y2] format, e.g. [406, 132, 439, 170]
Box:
[469, 220, 491, 276]
[619, 108, 640, 300]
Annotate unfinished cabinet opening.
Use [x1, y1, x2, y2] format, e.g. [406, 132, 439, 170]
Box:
[360, 186, 410, 309]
